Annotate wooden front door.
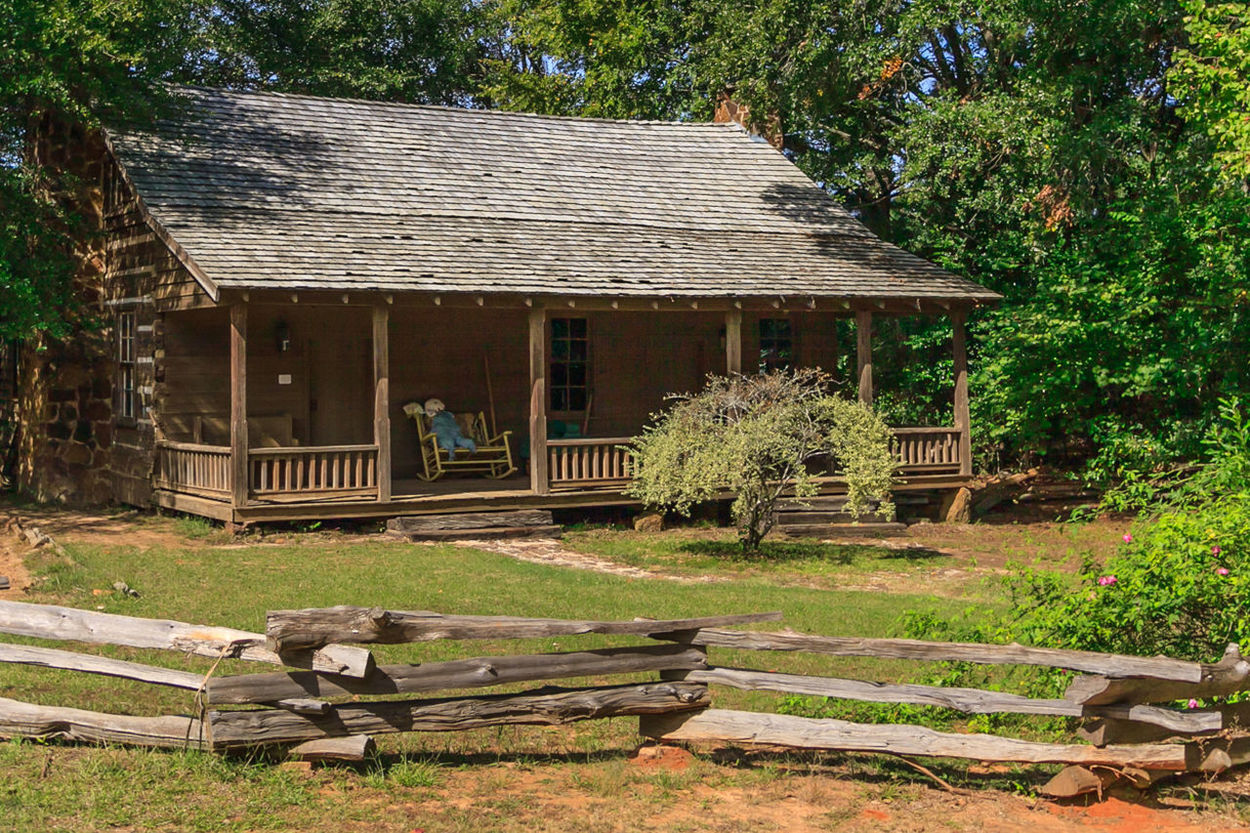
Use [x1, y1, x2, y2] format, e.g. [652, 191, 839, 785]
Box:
[308, 331, 372, 445]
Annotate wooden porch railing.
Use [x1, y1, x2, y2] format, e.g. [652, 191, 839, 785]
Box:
[548, 437, 635, 487]
[249, 445, 379, 499]
[892, 427, 962, 475]
[155, 441, 232, 499]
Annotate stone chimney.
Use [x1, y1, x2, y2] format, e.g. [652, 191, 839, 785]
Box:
[713, 88, 784, 151]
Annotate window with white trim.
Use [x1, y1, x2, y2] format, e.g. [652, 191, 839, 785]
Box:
[117, 311, 137, 420]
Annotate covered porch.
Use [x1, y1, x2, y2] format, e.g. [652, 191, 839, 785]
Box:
[150, 292, 973, 525]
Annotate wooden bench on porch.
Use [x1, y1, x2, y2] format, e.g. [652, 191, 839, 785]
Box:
[404, 405, 516, 482]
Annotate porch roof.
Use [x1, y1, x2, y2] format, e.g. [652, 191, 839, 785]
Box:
[109, 87, 1000, 304]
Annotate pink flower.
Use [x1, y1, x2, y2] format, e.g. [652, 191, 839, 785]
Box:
[1213, 546, 1222, 555]
[1097, 575, 1118, 587]
[1216, 567, 1230, 576]
[1188, 699, 1199, 709]
[1122, 533, 1133, 543]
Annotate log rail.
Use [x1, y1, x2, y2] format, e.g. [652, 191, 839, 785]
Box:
[4, 600, 1243, 791]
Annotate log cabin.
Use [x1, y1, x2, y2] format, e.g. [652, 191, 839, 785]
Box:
[13, 87, 999, 525]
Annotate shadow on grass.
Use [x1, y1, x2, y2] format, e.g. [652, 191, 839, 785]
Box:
[677, 539, 950, 565]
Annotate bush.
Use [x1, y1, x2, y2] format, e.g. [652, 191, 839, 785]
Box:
[1010, 399, 1250, 662]
[625, 369, 897, 552]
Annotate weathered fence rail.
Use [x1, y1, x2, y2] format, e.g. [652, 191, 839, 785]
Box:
[2, 600, 1248, 794]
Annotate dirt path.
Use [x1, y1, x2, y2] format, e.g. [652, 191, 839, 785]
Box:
[446, 536, 728, 582]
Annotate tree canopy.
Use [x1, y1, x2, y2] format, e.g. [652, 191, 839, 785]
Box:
[3, 0, 1248, 475]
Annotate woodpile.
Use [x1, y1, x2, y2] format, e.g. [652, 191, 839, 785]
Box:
[1, 599, 1248, 795]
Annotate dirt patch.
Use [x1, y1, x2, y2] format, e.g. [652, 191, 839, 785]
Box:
[0, 531, 32, 598]
[630, 744, 694, 772]
[2, 503, 186, 552]
[352, 758, 1250, 833]
[444, 536, 727, 583]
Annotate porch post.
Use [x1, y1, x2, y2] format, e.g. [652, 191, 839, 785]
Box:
[952, 308, 972, 476]
[372, 305, 392, 502]
[855, 309, 873, 406]
[724, 309, 742, 374]
[528, 306, 549, 495]
[229, 303, 248, 507]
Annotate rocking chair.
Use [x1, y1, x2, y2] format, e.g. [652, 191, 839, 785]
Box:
[404, 405, 516, 481]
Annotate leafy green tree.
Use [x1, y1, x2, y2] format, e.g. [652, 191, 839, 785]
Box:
[626, 369, 896, 553]
[182, 0, 493, 104]
[1174, 1, 1250, 183]
[0, 0, 197, 339]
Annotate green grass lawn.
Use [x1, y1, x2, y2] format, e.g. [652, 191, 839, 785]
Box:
[563, 525, 961, 588]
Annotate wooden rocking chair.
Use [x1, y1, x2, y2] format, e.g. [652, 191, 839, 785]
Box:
[405, 405, 516, 482]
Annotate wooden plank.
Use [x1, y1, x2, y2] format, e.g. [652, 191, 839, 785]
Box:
[0, 696, 205, 749]
[0, 642, 203, 690]
[373, 305, 391, 502]
[209, 682, 710, 748]
[1081, 700, 1250, 746]
[680, 667, 1219, 733]
[856, 310, 872, 406]
[1065, 644, 1249, 704]
[386, 510, 553, 533]
[0, 600, 374, 677]
[529, 307, 548, 495]
[662, 629, 1204, 682]
[207, 644, 708, 704]
[288, 735, 376, 762]
[266, 608, 783, 651]
[640, 709, 1197, 770]
[230, 303, 249, 507]
[724, 309, 742, 374]
[951, 309, 971, 477]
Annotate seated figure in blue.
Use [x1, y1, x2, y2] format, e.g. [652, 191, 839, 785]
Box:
[424, 398, 476, 460]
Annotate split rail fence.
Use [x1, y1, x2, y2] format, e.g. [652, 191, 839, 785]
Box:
[2, 599, 1249, 794]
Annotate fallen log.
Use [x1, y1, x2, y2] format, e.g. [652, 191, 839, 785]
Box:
[679, 667, 1219, 733]
[209, 682, 710, 748]
[660, 628, 1203, 682]
[1065, 644, 1250, 705]
[0, 696, 205, 749]
[288, 735, 376, 763]
[265, 607, 782, 652]
[207, 644, 707, 705]
[0, 600, 373, 678]
[640, 709, 1197, 770]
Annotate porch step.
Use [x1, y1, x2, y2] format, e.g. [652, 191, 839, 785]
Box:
[386, 509, 561, 542]
[780, 522, 908, 539]
[776, 510, 893, 525]
[390, 524, 564, 542]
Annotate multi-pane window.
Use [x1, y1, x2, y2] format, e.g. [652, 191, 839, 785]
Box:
[758, 318, 793, 372]
[550, 318, 589, 412]
[117, 311, 137, 420]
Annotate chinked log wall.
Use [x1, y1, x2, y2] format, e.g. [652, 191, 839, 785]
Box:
[1, 600, 1246, 790]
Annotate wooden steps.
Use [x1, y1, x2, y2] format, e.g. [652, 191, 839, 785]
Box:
[386, 509, 561, 541]
[775, 497, 907, 539]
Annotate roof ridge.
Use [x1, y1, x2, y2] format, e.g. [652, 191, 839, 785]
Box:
[172, 84, 739, 130]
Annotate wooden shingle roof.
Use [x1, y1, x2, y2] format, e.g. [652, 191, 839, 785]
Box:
[108, 87, 999, 303]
